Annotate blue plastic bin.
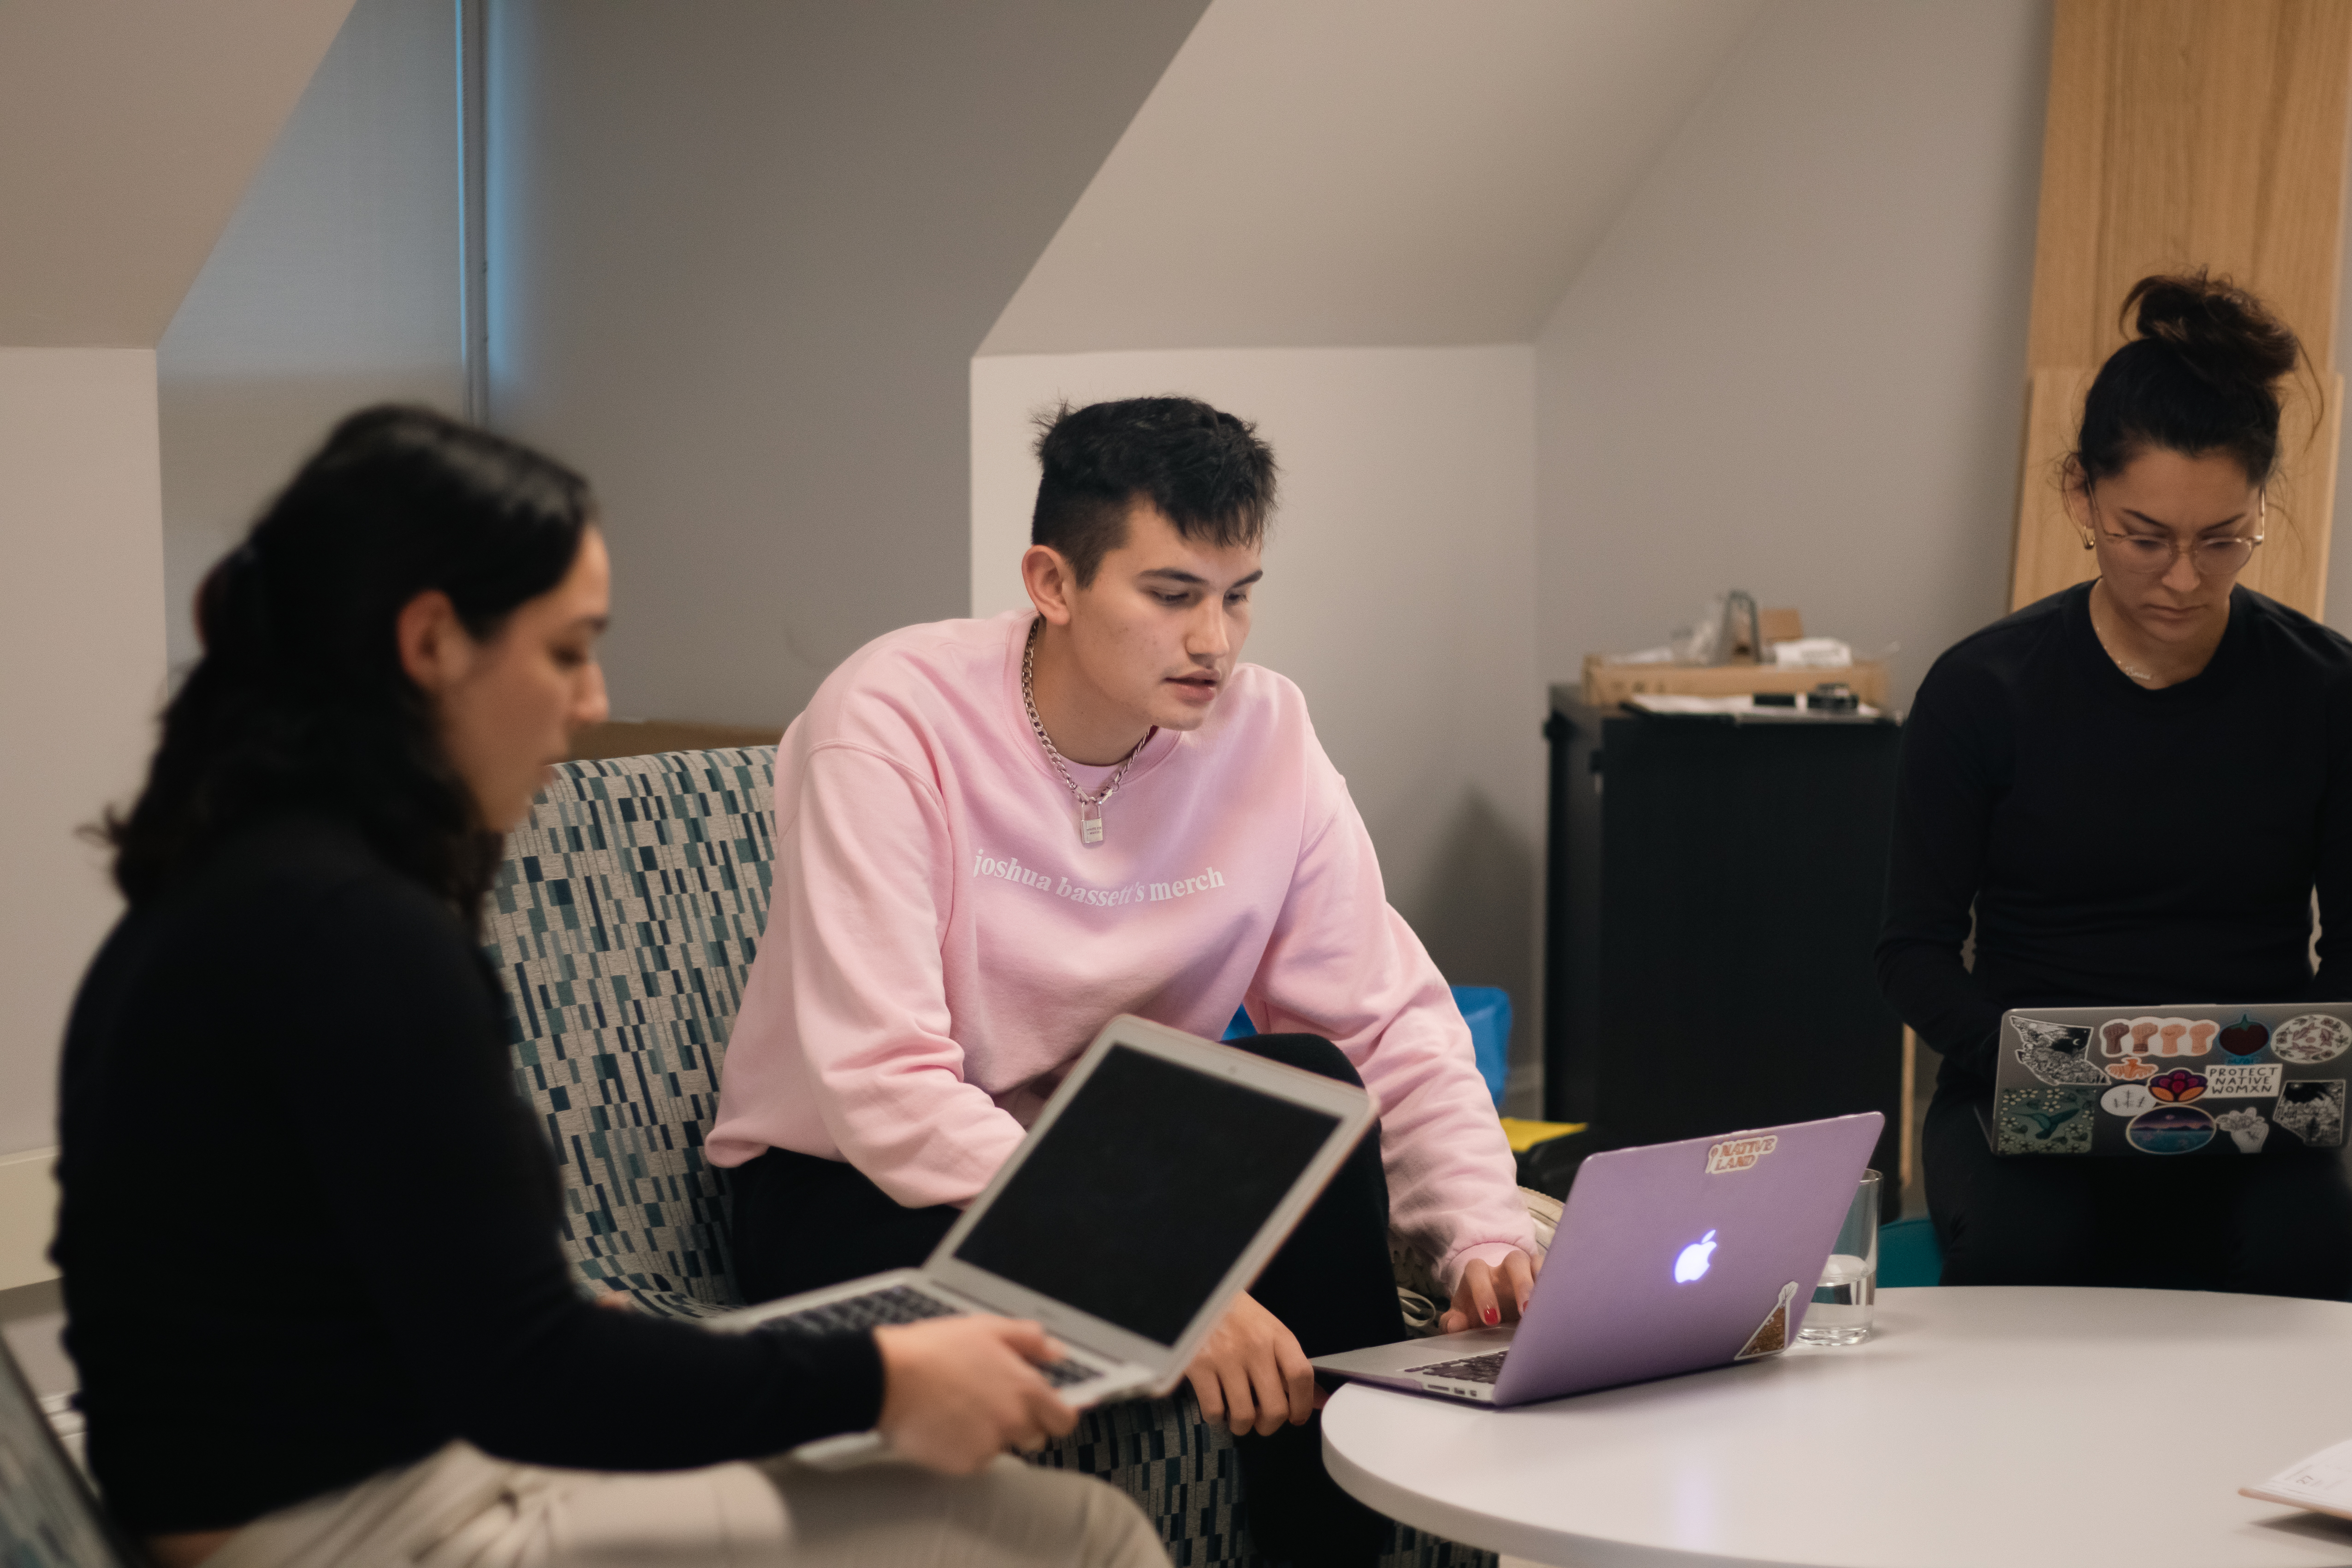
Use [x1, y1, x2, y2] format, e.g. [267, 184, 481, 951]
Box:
[1226, 986, 1512, 1109]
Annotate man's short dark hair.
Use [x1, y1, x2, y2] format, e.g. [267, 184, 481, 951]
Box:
[1031, 396, 1277, 585]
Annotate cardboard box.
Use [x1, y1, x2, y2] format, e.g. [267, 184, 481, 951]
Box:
[1581, 655, 1889, 709]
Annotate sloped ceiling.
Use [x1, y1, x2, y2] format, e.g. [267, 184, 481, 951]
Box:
[981, 0, 1765, 353]
[0, 0, 352, 345]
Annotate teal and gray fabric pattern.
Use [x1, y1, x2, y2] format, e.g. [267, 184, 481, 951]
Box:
[481, 748, 770, 1318]
[482, 747, 1491, 1568]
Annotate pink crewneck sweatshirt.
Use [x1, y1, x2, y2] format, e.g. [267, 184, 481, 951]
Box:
[708, 612, 1534, 1287]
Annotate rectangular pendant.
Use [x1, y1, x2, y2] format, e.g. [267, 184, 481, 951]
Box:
[1080, 804, 1104, 846]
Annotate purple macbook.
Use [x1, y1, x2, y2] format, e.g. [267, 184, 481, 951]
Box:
[1311, 1111, 1883, 1405]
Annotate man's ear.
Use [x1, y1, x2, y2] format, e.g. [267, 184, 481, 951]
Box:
[1021, 545, 1079, 627]
[396, 588, 472, 694]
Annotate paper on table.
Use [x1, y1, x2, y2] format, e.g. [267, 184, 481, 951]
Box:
[2241, 1437, 2352, 1520]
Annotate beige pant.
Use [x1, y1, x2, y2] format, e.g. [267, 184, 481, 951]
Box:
[203, 1443, 1165, 1568]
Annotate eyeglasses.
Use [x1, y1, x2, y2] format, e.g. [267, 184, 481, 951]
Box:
[2094, 530, 2263, 578]
[2085, 493, 2265, 580]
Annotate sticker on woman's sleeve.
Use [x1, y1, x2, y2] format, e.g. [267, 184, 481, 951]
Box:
[2012, 1018, 2108, 1085]
[2272, 1016, 2352, 1065]
[2215, 1105, 2271, 1153]
[2126, 1105, 2214, 1154]
[2204, 1063, 2283, 1099]
[2275, 1081, 2348, 1147]
[1995, 1086, 2098, 1154]
[1734, 1281, 1800, 1361]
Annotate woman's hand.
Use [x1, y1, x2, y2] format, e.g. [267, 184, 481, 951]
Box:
[1185, 1290, 1317, 1437]
[1438, 1248, 1538, 1335]
[873, 1316, 1078, 1474]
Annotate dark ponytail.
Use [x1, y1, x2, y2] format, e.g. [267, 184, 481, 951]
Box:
[2072, 271, 2304, 488]
[107, 406, 593, 927]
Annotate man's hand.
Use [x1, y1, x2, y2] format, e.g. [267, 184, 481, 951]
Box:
[873, 1316, 1077, 1474]
[1438, 1248, 1538, 1336]
[1185, 1290, 1317, 1437]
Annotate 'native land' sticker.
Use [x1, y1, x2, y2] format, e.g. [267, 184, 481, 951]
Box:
[2275, 1081, 2348, 1148]
[1706, 1135, 1778, 1175]
[1996, 1086, 2098, 1155]
[2204, 1063, 2284, 1099]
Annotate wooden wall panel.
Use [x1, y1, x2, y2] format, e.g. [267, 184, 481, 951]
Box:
[2011, 0, 2352, 617]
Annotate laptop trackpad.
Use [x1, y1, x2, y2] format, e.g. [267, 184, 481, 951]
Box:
[1313, 1323, 1516, 1382]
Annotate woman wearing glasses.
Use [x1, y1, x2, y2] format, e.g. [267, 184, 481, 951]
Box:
[1879, 272, 2352, 1295]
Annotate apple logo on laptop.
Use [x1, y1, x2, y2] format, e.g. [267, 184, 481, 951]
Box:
[1674, 1229, 1718, 1284]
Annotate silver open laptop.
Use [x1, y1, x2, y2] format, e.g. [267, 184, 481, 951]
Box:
[713, 1014, 1373, 1463]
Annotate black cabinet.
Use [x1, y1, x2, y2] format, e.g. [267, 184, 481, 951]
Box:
[1543, 690, 1905, 1191]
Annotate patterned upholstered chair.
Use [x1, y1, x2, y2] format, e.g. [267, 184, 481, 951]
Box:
[480, 748, 1492, 1568]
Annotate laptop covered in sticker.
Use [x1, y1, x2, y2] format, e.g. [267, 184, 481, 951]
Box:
[1309, 1111, 1882, 1406]
[1989, 1003, 2352, 1156]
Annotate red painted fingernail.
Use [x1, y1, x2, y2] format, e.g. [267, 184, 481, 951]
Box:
[1483, 1306, 1499, 1326]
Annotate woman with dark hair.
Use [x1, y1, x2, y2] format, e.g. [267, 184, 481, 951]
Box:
[54, 406, 1161, 1568]
[1879, 273, 2352, 1295]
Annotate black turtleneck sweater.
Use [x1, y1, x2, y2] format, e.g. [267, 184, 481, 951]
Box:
[1877, 582, 2352, 1092]
[55, 814, 880, 1533]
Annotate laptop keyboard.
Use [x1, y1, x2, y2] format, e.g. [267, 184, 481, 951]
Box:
[753, 1284, 1102, 1389]
[1404, 1350, 1509, 1384]
[756, 1284, 962, 1334]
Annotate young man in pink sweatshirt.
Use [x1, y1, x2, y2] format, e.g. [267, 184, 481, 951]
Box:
[709, 396, 1536, 1565]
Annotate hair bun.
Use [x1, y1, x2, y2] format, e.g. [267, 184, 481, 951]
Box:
[2125, 270, 2299, 389]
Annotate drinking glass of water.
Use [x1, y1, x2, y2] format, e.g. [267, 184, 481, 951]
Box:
[1799, 1168, 1879, 1346]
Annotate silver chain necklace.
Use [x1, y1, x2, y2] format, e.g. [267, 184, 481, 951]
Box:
[1022, 618, 1153, 846]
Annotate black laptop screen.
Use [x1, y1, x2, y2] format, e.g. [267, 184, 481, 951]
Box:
[951, 1044, 1341, 1346]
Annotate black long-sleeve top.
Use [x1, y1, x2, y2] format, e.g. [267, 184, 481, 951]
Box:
[55, 814, 881, 1533]
[1877, 582, 2352, 1093]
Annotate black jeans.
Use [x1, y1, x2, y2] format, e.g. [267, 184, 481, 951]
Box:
[730, 1033, 1407, 1568]
[1925, 1085, 2352, 1296]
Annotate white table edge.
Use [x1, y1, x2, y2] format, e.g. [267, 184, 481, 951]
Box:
[1323, 1410, 1789, 1568]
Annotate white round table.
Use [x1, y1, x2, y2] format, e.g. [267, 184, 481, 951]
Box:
[1323, 1286, 2352, 1568]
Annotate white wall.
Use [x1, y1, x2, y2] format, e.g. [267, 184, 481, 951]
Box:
[0, 1, 349, 1291]
[488, 2, 1207, 731]
[0, 352, 166, 1171]
[981, 0, 1761, 354]
[0, 1, 352, 346]
[973, 348, 1544, 1105]
[1535, 0, 2051, 711]
[159, 0, 464, 669]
